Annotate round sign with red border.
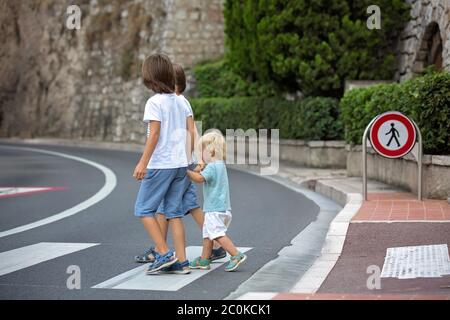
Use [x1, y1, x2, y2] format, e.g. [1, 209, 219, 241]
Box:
[369, 111, 417, 159]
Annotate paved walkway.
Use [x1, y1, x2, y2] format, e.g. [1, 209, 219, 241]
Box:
[354, 192, 450, 222]
[272, 293, 450, 300]
[236, 162, 450, 300]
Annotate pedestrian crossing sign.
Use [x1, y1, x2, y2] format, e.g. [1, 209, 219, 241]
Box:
[369, 111, 417, 159]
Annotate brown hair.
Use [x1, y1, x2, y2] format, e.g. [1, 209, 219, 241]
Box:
[142, 53, 175, 93]
[173, 63, 186, 94]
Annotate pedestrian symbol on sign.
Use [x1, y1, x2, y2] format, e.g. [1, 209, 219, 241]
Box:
[385, 123, 400, 147]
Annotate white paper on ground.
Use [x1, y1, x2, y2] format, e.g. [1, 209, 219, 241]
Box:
[381, 244, 450, 279]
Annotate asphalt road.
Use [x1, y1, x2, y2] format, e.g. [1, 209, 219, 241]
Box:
[0, 142, 319, 299]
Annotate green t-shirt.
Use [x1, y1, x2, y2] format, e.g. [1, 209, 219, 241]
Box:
[200, 161, 232, 212]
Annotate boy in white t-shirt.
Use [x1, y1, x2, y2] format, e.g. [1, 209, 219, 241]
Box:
[134, 64, 226, 271]
[133, 53, 195, 274]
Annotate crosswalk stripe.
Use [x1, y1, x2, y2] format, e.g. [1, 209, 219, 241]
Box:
[0, 242, 99, 276]
[92, 246, 252, 291]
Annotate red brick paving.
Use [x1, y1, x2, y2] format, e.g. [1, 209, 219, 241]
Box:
[273, 293, 450, 300]
[353, 192, 450, 222]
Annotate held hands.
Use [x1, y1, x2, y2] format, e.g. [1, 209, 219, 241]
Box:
[133, 161, 147, 181]
[193, 163, 206, 173]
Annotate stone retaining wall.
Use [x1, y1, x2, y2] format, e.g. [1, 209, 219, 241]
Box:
[347, 145, 450, 200]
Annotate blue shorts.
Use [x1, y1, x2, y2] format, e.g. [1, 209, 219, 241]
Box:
[134, 167, 190, 219]
[157, 164, 199, 217]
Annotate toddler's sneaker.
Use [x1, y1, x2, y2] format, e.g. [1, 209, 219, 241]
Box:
[209, 247, 227, 262]
[159, 260, 191, 275]
[224, 252, 247, 272]
[146, 250, 177, 274]
[134, 246, 156, 263]
[189, 257, 211, 270]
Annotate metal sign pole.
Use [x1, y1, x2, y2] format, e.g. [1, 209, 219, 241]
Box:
[411, 119, 423, 201]
[362, 117, 377, 201]
[362, 114, 423, 202]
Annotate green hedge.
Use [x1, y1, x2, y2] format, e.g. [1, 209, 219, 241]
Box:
[340, 72, 450, 155]
[191, 96, 343, 141]
[192, 59, 276, 98]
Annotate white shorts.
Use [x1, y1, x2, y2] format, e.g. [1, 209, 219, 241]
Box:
[203, 211, 232, 240]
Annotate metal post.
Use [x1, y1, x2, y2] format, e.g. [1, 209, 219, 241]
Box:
[362, 117, 378, 201]
[412, 120, 423, 201]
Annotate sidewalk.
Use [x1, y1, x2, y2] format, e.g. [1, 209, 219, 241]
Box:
[237, 162, 450, 300]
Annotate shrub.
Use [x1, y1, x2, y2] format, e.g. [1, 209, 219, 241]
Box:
[340, 72, 450, 155]
[192, 59, 277, 98]
[191, 96, 343, 141]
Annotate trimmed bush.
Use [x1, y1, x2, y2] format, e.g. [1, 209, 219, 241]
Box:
[191, 96, 343, 141]
[192, 59, 276, 98]
[340, 72, 450, 155]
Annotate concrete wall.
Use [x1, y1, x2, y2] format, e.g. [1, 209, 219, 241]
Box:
[277, 140, 347, 169]
[231, 139, 347, 169]
[347, 146, 450, 200]
[231, 138, 449, 199]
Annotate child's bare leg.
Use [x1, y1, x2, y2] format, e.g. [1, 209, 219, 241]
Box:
[169, 217, 187, 262]
[215, 236, 239, 257]
[190, 207, 204, 228]
[201, 238, 213, 260]
[156, 213, 169, 240]
[140, 217, 169, 254]
[191, 208, 220, 249]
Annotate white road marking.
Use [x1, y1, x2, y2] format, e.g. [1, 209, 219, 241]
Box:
[236, 292, 277, 300]
[0, 146, 117, 238]
[0, 187, 65, 199]
[93, 246, 252, 291]
[0, 242, 99, 276]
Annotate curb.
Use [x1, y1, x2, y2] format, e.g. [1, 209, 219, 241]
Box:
[290, 180, 362, 293]
[225, 166, 343, 300]
[0, 138, 144, 153]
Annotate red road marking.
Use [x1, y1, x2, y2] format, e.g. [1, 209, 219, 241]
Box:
[0, 187, 66, 199]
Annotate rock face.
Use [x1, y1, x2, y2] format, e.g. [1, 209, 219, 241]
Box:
[396, 0, 450, 80]
[0, 0, 224, 143]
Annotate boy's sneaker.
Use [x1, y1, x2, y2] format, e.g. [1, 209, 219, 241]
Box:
[159, 260, 191, 275]
[146, 250, 177, 274]
[224, 252, 247, 272]
[189, 257, 211, 270]
[134, 246, 156, 263]
[209, 247, 227, 262]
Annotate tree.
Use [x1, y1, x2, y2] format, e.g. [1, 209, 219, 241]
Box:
[224, 0, 410, 97]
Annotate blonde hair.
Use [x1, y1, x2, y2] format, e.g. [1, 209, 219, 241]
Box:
[198, 130, 226, 161]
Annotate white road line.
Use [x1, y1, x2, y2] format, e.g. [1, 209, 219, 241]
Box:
[0, 187, 65, 199]
[0, 242, 99, 276]
[0, 146, 117, 238]
[93, 246, 252, 291]
[236, 292, 277, 300]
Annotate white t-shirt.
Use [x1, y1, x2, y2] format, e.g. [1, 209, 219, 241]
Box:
[178, 94, 197, 165]
[143, 93, 193, 169]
